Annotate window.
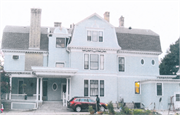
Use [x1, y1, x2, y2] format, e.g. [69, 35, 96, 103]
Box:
[90, 80, 98, 96]
[56, 38, 65, 48]
[13, 55, 19, 60]
[99, 31, 103, 42]
[100, 80, 104, 96]
[135, 82, 140, 94]
[176, 94, 180, 101]
[119, 57, 125, 72]
[100, 55, 104, 70]
[87, 31, 91, 41]
[152, 60, 155, 65]
[90, 54, 99, 70]
[141, 59, 144, 65]
[84, 54, 89, 69]
[84, 80, 88, 96]
[52, 83, 58, 91]
[56, 62, 64, 68]
[87, 30, 103, 42]
[157, 83, 162, 96]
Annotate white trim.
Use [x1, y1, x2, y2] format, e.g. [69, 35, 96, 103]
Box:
[2, 49, 48, 54]
[11, 102, 36, 110]
[52, 82, 58, 91]
[155, 82, 163, 97]
[117, 50, 162, 55]
[55, 61, 65, 68]
[76, 13, 114, 27]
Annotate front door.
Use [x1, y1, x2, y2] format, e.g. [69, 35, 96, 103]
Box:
[61, 83, 66, 99]
[18, 80, 23, 94]
[43, 81, 48, 101]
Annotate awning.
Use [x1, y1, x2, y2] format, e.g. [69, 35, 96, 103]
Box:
[31, 66, 78, 78]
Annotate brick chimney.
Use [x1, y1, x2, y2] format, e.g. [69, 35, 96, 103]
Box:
[104, 12, 110, 22]
[29, 8, 41, 50]
[119, 16, 124, 27]
[54, 22, 61, 27]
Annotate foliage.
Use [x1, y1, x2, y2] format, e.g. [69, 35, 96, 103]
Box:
[1, 71, 10, 96]
[132, 109, 151, 114]
[107, 101, 115, 114]
[88, 105, 94, 112]
[159, 38, 179, 76]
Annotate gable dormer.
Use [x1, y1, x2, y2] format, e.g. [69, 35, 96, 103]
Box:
[68, 13, 120, 50]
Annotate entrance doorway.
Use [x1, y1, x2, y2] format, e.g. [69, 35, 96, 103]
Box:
[61, 83, 66, 99]
[43, 81, 48, 101]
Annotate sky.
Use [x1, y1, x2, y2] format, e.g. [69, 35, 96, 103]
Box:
[0, 0, 179, 60]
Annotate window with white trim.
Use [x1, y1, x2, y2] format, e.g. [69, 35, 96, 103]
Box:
[119, 57, 125, 72]
[176, 94, 180, 101]
[84, 54, 104, 70]
[84, 80, 88, 96]
[157, 83, 162, 96]
[56, 62, 64, 68]
[56, 38, 66, 48]
[135, 82, 140, 94]
[84, 80, 104, 97]
[87, 30, 103, 42]
[100, 80, 104, 96]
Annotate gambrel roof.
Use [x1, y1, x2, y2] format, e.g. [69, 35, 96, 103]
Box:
[116, 27, 162, 52]
[1, 25, 162, 53]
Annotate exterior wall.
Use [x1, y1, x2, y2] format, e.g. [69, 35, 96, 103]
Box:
[141, 82, 180, 110]
[48, 35, 69, 68]
[117, 76, 156, 104]
[118, 53, 159, 76]
[70, 49, 117, 74]
[43, 54, 48, 67]
[4, 53, 25, 71]
[47, 78, 66, 101]
[71, 74, 117, 103]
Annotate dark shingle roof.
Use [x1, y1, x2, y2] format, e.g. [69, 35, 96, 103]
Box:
[2, 26, 48, 51]
[116, 27, 162, 52]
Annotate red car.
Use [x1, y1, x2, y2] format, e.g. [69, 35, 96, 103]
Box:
[67, 97, 108, 112]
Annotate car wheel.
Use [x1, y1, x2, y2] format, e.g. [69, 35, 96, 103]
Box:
[100, 106, 105, 112]
[75, 106, 81, 112]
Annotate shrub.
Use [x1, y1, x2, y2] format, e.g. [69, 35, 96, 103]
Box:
[88, 105, 94, 112]
[108, 101, 115, 114]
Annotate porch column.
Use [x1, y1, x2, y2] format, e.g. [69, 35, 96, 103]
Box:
[40, 78, 43, 102]
[36, 77, 39, 108]
[69, 78, 71, 99]
[66, 78, 69, 106]
[9, 77, 12, 100]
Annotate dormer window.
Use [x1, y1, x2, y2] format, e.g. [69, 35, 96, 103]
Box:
[13, 55, 19, 60]
[87, 30, 103, 42]
[56, 38, 65, 48]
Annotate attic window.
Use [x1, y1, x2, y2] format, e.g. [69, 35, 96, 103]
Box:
[13, 55, 19, 60]
[87, 30, 103, 42]
[56, 38, 65, 48]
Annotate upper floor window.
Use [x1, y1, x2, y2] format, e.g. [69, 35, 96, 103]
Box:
[13, 55, 19, 60]
[87, 31, 103, 42]
[157, 83, 162, 96]
[56, 62, 64, 68]
[56, 38, 65, 48]
[119, 57, 125, 72]
[84, 54, 104, 70]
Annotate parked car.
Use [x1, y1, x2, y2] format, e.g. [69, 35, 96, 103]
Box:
[67, 96, 108, 112]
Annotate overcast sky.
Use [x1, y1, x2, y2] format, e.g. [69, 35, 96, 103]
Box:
[0, 0, 179, 60]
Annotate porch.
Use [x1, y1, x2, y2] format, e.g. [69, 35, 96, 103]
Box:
[4, 67, 78, 110]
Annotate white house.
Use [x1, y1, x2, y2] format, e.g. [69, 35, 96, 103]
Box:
[1, 8, 180, 111]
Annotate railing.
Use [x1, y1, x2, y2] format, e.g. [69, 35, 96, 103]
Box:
[63, 92, 66, 106]
[11, 94, 27, 100]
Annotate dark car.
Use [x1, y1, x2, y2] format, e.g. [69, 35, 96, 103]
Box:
[67, 96, 107, 112]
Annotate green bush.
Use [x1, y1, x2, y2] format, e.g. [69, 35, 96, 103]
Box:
[133, 109, 151, 114]
[107, 101, 115, 114]
[88, 105, 94, 112]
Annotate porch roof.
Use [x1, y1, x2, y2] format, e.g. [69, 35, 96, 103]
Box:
[140, 79, 180, 83]
[31, 66, 78, 78]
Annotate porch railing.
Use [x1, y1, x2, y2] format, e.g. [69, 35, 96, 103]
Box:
[62, 92, 70, 106]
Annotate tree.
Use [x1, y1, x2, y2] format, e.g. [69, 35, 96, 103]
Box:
[159, 38, 179, 75]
